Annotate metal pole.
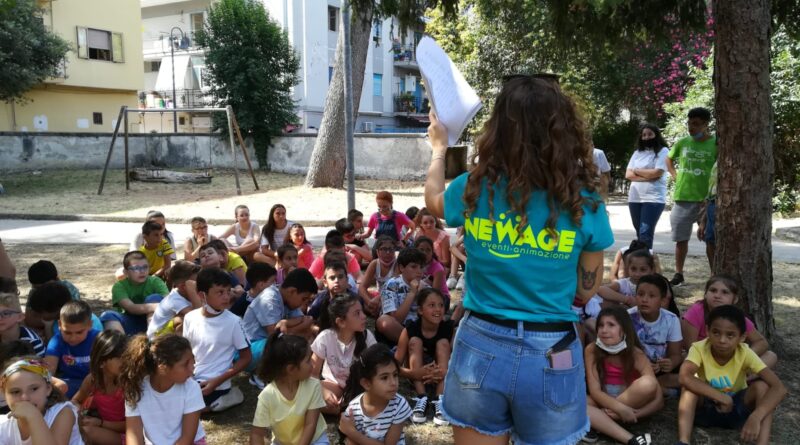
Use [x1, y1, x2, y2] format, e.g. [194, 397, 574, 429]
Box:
[123, 109, 130, 190]
[226, 105, 242, 195]
[98, 106, 126, 195]
[170, 27, 184, 133]
[342, 0, 356, 211]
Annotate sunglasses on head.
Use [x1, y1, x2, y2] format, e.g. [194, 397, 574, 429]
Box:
[502, 73, 561, 84]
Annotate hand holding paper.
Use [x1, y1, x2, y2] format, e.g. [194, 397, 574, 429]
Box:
[416, 36, 482, 146]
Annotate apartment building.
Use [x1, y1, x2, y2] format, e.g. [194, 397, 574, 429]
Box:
[0, 0, 143, 132]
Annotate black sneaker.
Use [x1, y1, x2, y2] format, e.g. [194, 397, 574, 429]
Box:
[670, 272, 685, 286]
[582, 429, 599, 443]
[627, 434, 651, 445]
[411, 395, 428, 423]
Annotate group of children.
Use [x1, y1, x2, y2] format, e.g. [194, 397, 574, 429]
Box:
[577, 242, 786, 445]
[0, 190, 787, 445]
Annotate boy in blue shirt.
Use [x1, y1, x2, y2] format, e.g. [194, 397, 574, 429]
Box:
[43, 300, 99, 398]
[242, 268, 317, 341]
[28, 281, 103, 342]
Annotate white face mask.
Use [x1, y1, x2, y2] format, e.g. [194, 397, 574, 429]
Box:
[204, 304, 222, 315]
[595, 335, 627, 355]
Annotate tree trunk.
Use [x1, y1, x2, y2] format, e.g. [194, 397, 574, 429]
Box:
[304, 4, 373, 188]
[712, 0, 775, 340]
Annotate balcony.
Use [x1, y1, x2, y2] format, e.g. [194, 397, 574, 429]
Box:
[141, 89, 212, 109]
[392, 43, 418, 69]
[143, 31, 203, 56]
[393, 93, 429, 115]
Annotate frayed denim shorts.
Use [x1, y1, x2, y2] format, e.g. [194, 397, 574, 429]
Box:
[440, 312, 589, 445]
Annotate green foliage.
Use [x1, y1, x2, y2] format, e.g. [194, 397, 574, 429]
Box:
[664, 28, 800, 214]
[0, 0, 70, 102]
[195, 0, 299, 167]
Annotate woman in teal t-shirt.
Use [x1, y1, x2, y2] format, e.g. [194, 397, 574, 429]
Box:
[424, 75, 614, 445]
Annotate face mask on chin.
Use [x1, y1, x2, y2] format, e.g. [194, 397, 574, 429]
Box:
[692, 131, 706, 140]
[595, 335, 627, 355]
[204, 303, 222, 315]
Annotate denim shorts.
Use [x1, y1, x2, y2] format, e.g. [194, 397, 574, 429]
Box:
[440, 312, 589, 445]
[695, 389, 751, 429]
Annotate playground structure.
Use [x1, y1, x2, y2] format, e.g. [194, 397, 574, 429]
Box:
[97, 105, 259, 195]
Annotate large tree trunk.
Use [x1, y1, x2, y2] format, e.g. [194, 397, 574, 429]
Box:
[713, 0, 775, 340]
[304, 4, 373, 188]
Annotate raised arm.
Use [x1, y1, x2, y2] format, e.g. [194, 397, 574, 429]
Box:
[424, 112, 448, 219]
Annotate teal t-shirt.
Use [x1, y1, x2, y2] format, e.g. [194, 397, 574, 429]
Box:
[444, 173, 614, 323]
[111, 276, 168, 313]
[668, 135, 717, 202]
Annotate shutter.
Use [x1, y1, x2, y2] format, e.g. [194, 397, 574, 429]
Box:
[76, 27, 88, 59]
[112, 32, 124, 63]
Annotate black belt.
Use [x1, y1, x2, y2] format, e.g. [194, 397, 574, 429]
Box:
[470, 311, 574, 332]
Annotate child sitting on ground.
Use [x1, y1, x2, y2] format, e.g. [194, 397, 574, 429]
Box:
[120, 335, 206, 445]
[183, 216, 217, 261]
[249, 332, 329, 445]
[336, 218, 372, 268]
[101, 251, 167, 335]
[285, 223, 315, 269]
[27, 282, 103, 342]
[138, 221, 174, 279]
[0, 292, 45, 357]
[205, 239, 248, 287]
[413, 208, 450, 270]
[414, 236, 450, 311]
[129, 210, 177, 258]
[182, 267, 251, 412]
[677, 305, 786, 445]
[394, 288, 452, 426]
[598, 249, 656, 311]
[357, 236, 399, 317]
[219, 205, 260, 262]
[243, 269, 318, 342]
[44, 300, 100, 398]
[0, 357, 83, 445]
[311, 294, 376, 414]
[198, 242, 246, 302]
[308, 230, 362, 283]
[0, 342, 68, 415]
[585, 306, 660, 445]
[307, 261, 360, 321]
[24, 260, 81, 335]
[71, 330, 128, 444]
[681, 275, 777, 369]
[628, 274, 683, 393]
[349, 209, 367, 240]
[146, 260, 202, 338]
[376, 248, 427, 343]
[230, 262, 277, 318]
[609, 240, 662, 280]
[339, 344, 412, 445]
[275, 244, 298, 286]
[361, 191, 416, 248]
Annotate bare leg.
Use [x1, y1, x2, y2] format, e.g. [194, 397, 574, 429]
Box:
[587, 404, 634, 443]
[435, 339, 451, 396]
[675, 240, 689, 274]
[452, 426, 509, 445]
[744, 381, 774, 445]
[617, 374, 663, 419]
[82, 425, 126, 445]
[677, 389, 699, 443]
[760, 351, 778, 370]
[408, 338, 426, 395]
[657, 373, 681, 392]
[376, 315, 404, 343]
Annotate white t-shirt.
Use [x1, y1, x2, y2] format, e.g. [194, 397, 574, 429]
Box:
[627, 147, 669, 203]
[242, 285, 303, 341]
[345, 393, 412, 444]
[593, 148, 611, 174]
[147, 289, 192, 338]
[259, 221, 295, 250]
[628, 307, 682, 361]
[125, 377, 206, 445]
[0, 402, 83, 445]
[182, 309, 251, 390]
[311, 329, 377, 388]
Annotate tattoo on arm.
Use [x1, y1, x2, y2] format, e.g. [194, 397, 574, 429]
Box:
[580, 265, 600, 290]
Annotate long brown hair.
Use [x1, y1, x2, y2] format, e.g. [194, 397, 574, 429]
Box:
[119, 334, 192, 407]
[90, 330, 128, 390]
[261, 204, 287, 250]
[593, 306, 643, 390]
[463, 76, 598, 232]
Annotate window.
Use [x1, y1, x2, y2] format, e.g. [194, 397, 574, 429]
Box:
[190, 12, 204, 36]
[93, 112, 103, 125]
[144, 60, 161, 73]
[373, 73, 382, 96]
[76, 27, 123, 62]
[328, 6, 338, 32]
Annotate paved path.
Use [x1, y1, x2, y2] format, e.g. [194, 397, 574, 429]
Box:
[1, 204, 798, 262]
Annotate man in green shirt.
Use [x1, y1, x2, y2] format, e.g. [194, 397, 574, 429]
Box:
[666, 107, 717, 285]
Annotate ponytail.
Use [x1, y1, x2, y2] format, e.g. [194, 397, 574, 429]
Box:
[119, 334, 191, 407]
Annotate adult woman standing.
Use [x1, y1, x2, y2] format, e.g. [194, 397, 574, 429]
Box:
[625, 124, 669, 249]
[425, 76, 614, 445]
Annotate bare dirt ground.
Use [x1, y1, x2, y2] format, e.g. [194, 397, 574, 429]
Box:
[5, 243, 799, 445]
[0, 169, 425, 224]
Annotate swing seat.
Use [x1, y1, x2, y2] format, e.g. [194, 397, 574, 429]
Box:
[129, 167, 213, 184]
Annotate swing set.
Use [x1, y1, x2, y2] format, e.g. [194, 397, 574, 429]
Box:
[97, 105, 259, 195]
